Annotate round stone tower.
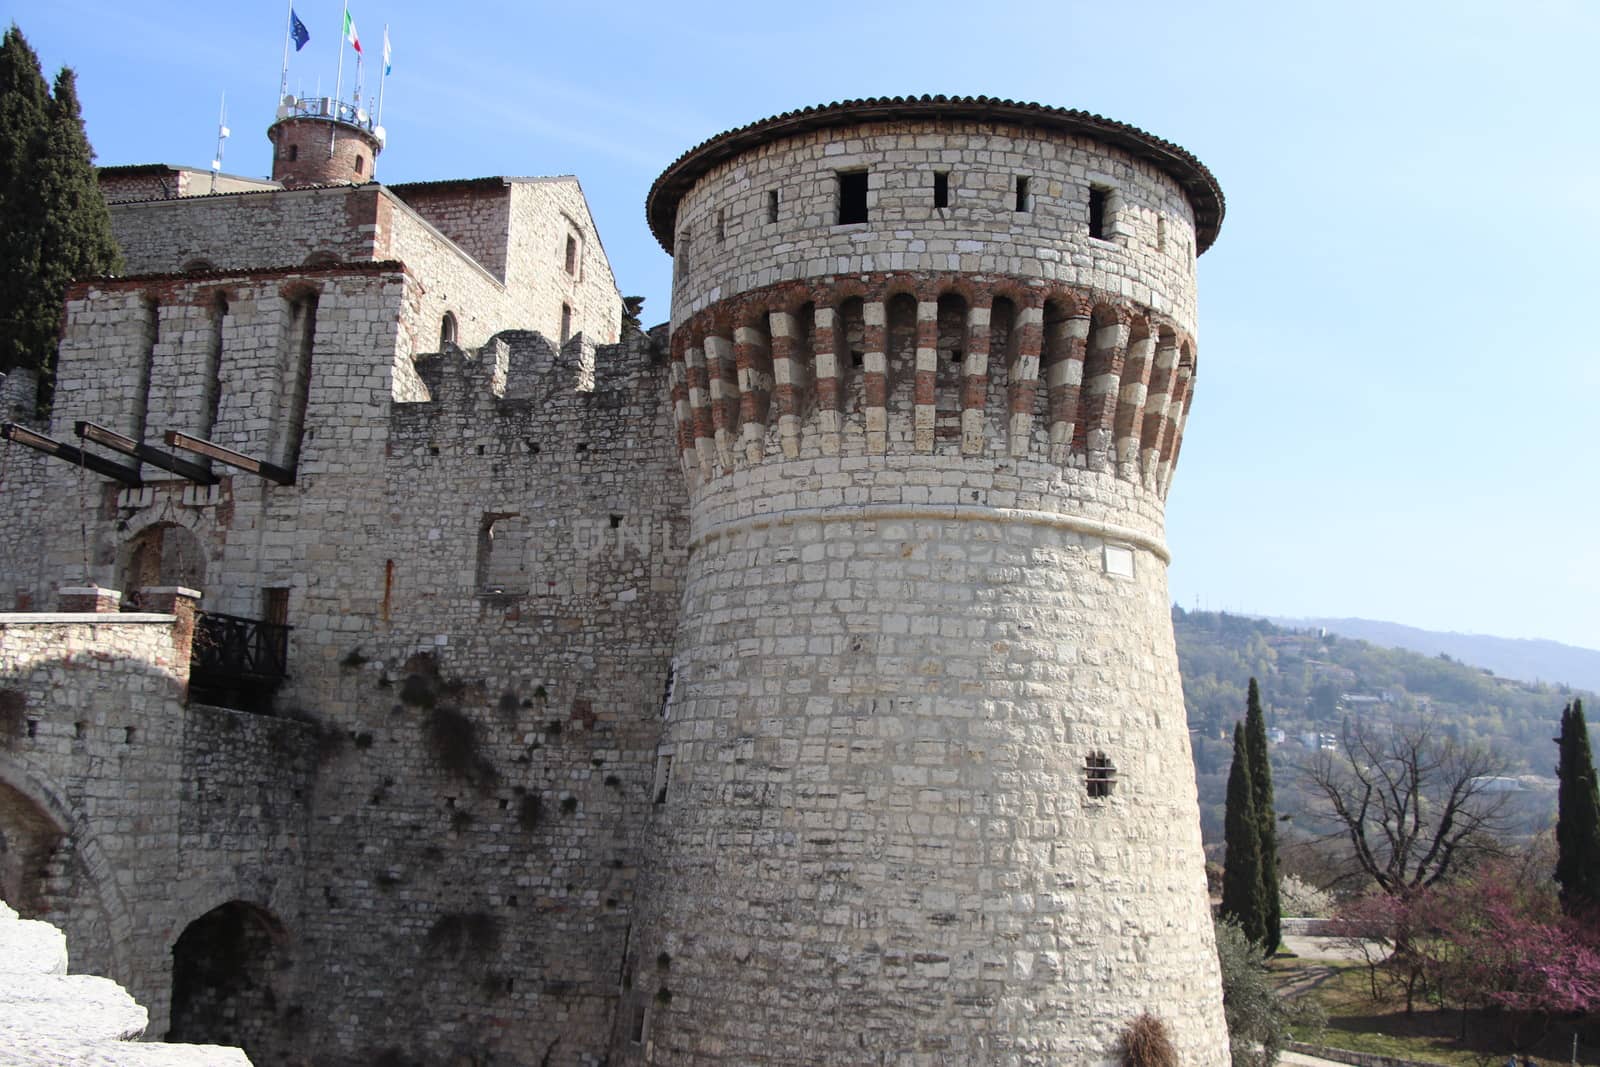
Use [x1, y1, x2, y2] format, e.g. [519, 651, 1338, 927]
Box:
[266, 95, 383, 188]
[620, 96, 1228, 1065]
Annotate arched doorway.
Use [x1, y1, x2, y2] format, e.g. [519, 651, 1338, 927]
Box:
[117, 523, 205, 607]
[169, 900, 295, 1059]
[0, 767, 120, 985]
[0, 778, 62, 916]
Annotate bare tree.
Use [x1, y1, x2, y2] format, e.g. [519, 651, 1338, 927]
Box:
[1298, 718, 1514, 898]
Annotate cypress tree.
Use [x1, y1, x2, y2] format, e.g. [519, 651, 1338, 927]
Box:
[1555, 699, 1600, 914]
[0, 24, 51, 375]
[1244, 678, 1281, 954]
[32, 67, 120, 406]
[1221, 722, 1266, 945]
[0, 27, 120, 409]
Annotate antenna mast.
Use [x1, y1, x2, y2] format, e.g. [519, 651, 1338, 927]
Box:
[209, 94, 230, 193]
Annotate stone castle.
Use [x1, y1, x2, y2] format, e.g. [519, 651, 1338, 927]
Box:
[0, 92, 1227, 1064]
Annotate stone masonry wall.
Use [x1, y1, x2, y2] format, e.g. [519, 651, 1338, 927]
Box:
[2, 325, 684, 1064]
[504, 179, 623, 346]
[111, 187, 385, 275]
[390, 180, 513, 281]
[261, 329, 683, 1064]
[623, 109, 1229, 1065]
[618, 511, 1227, 1065]
[11, 267, 410, 622]
[0, 612, 317, 1044]
[0, 369, 50, 610]
[376, 195, 512, 359]
[667, 120, 1201, 334]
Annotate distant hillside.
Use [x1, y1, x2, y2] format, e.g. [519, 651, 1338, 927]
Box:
[1173, 608, 1593, 847]
[1270, 616, 1600, 692]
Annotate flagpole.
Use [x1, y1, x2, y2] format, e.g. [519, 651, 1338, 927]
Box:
[278, 0, 293, 99]
[373, 25, 389, 181]
[376, 25, 388, 127]
[332, 0, 348, 156]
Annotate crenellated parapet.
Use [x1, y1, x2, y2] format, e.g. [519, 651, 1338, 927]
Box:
[668, 271, 1196, 496]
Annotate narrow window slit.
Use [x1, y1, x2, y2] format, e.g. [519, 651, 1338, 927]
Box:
[1089, 186, 1110, 239]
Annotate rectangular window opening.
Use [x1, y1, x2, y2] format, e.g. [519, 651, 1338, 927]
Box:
[1089, 186, 1110, 239]
[716, 208, 726, 244]
[933, 171, 949, 209]
[564, 234, 578, 275]
[767, 189, 779, 223]
[1014, 175, 1030, 213]
[263, 587, 291, 627]
[837, 171, 868, 225]
[560, 304, 573, 346]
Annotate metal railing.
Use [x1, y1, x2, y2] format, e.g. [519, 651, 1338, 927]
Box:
[276, 95, 375, 133]
[191, 611, 291, 689]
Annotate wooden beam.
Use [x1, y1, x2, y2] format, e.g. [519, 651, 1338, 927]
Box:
[163, 430, 295, 485]
[74, 421, 220, 485]
[1, 422, 143, 486]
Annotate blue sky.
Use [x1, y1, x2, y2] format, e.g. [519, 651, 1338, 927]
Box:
[9, 0, 1599, 650]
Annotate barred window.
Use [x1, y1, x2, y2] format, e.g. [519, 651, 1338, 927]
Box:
[1085, 752, 1117, 799]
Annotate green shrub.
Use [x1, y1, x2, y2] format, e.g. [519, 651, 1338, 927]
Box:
[1215, 918, 1320, 1067]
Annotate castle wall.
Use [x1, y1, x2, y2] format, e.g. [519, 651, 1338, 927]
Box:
[503, 179, 623, 346]
[667, 120, 1200, 333]
[0, 371, 51, 610]
[254, 331, 684, 1065]
[376, 195, 512, 359]
[390, 179, 514, 281]
[0, 610, 317, 1040]
[3, 313, 684, 1065]
[622, 511, 1226, 1064]
[111, 186, 384, 274]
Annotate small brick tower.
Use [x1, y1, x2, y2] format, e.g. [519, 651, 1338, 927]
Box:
[266, 95, 383, 188]
[617, 96, 1230, 1064]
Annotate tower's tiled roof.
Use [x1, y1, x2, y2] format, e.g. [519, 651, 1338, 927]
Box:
[646, 95, 1224, 255]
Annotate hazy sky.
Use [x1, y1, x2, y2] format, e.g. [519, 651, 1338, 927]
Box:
[9, 0, 1599, 649]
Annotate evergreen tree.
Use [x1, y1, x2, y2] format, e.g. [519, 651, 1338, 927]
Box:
[1221, 722, 1265, 944]
[0, 26, 120, 409]
[1243, 678, 1281, 954]
[0, 25, 51, 375]
[31, 67, 120, 404]
[1555, 699, 1600, 914]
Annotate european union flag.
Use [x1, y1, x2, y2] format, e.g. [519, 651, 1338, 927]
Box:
[290, 9, 310, 51]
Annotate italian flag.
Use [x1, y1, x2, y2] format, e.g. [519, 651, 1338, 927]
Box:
[344, 11, 363, 55]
